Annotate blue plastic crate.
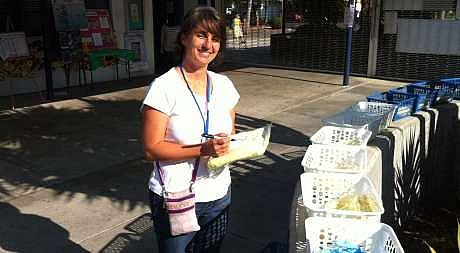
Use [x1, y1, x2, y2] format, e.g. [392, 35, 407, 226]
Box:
[440, 77, 460, 100]
[367, 92, 416, 121]
[406, 81, 439, 107]
[390, 86, 429, 111]
[426, 80, 455, 103]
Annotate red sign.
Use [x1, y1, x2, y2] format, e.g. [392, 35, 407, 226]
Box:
[80, 9, 115, 52]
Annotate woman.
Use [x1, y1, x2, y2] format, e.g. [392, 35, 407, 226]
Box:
[232, 14, 244, 44]
[142, 7, 239, 253]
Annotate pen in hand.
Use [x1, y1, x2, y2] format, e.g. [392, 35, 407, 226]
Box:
[202, 133, 237, 141]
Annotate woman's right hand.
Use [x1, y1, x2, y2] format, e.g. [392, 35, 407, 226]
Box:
[200, 133, 230, 157]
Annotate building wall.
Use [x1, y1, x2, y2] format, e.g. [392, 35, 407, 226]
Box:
[376, 1, 460, 80]
[144, 0, 154, 74]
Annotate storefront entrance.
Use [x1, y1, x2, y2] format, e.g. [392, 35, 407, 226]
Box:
[152, 0, 183, 75]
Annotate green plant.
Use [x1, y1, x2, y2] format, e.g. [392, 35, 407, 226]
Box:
[423, 240, 437, 253]
[422, 218, 460, 253]
[457, 218, 460, 252]
[395, 127, 422, 226]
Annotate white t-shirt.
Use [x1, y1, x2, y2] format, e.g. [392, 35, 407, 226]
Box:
[142, 67, 240, 202]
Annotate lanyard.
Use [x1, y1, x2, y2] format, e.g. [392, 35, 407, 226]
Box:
[179, 66, 211, 135]
[156, 66, 211, 189]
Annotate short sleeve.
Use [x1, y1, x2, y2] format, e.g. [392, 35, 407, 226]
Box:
[141, 79, 174, 116]
[224, 76, 240, 109]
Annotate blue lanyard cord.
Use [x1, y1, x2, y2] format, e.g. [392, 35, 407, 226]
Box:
[179, 66, 211, 134]
[156, 66, 210, 189]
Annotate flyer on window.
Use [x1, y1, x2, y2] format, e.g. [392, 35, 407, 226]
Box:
[124, 31, 148, 72]
[128, 2, 144, 30]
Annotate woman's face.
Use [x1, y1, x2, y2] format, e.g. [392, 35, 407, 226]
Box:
[181, 27, 221, 68]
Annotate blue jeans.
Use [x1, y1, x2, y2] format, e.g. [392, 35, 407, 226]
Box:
[149, 188, 231, 253]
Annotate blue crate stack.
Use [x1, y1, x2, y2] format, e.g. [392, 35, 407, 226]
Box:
[367, 92, 416, 121]
[440, 77, 460, 100]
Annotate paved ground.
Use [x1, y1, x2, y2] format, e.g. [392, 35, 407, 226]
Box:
[0, 65, 403, 252]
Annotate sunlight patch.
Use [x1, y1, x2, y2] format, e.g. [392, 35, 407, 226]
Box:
[42, 175, 60, 182]
[40, 135, 57, 140]
[0, 140, 22, 150]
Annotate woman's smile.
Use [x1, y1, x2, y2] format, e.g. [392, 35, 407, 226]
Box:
[183, 29, 220, 67]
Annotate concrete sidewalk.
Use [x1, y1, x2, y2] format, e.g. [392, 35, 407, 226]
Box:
[0, 66, 403, 252]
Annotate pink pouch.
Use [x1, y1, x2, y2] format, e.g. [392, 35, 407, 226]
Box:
[156, 157, 202, 236]
[164, 188, 201, 236]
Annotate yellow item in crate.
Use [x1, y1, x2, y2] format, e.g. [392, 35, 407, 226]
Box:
[358, 195, 379, 212]
[329, 194, 379, 212]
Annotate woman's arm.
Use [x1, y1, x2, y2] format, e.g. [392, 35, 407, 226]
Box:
[142, 106, 230, 161]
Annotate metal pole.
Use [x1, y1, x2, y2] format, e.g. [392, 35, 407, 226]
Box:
[41, 0, 54, 99]
[281, 0, 286, 34]
[343, 0, 356, 86]
[343, 26, 353, 86]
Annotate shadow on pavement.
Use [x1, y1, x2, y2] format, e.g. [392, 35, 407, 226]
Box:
[99, 213, 155, 253]
[0, 97, 146, 207]
[0, 202, 90, 253]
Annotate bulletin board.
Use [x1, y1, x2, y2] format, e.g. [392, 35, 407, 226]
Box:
[80, 9, 115, 53]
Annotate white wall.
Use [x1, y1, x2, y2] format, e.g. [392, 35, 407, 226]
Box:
[111, 1, 126, 51]
[397, 19, 460, 55]
[144, 0, 154, 74]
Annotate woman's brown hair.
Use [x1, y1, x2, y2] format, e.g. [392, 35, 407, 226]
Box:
[176, 6, 226, 62]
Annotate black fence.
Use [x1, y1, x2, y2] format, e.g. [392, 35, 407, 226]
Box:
[223, 0, 460, 81]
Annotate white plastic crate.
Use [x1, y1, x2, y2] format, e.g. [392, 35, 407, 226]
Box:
[310, 126, 372, 147]
[300, 172, 384, 222]
[348, 101, 396, 131]
[304, 217, 405, 253]
[301, 144, 368, 174]
[322, 111, 383, 140]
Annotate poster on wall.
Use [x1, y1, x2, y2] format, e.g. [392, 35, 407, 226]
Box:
[124, 31, 148, 72]
[0, 32, 29, 60]
[86, 9, 112, 29]
[52, 0, 87, 31]
[80, 28, 115, 52]
[80, 9, 115, 52]
[128, 1, 144, 30]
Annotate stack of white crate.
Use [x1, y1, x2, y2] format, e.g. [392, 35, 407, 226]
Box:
[299, 102, 405, 253]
